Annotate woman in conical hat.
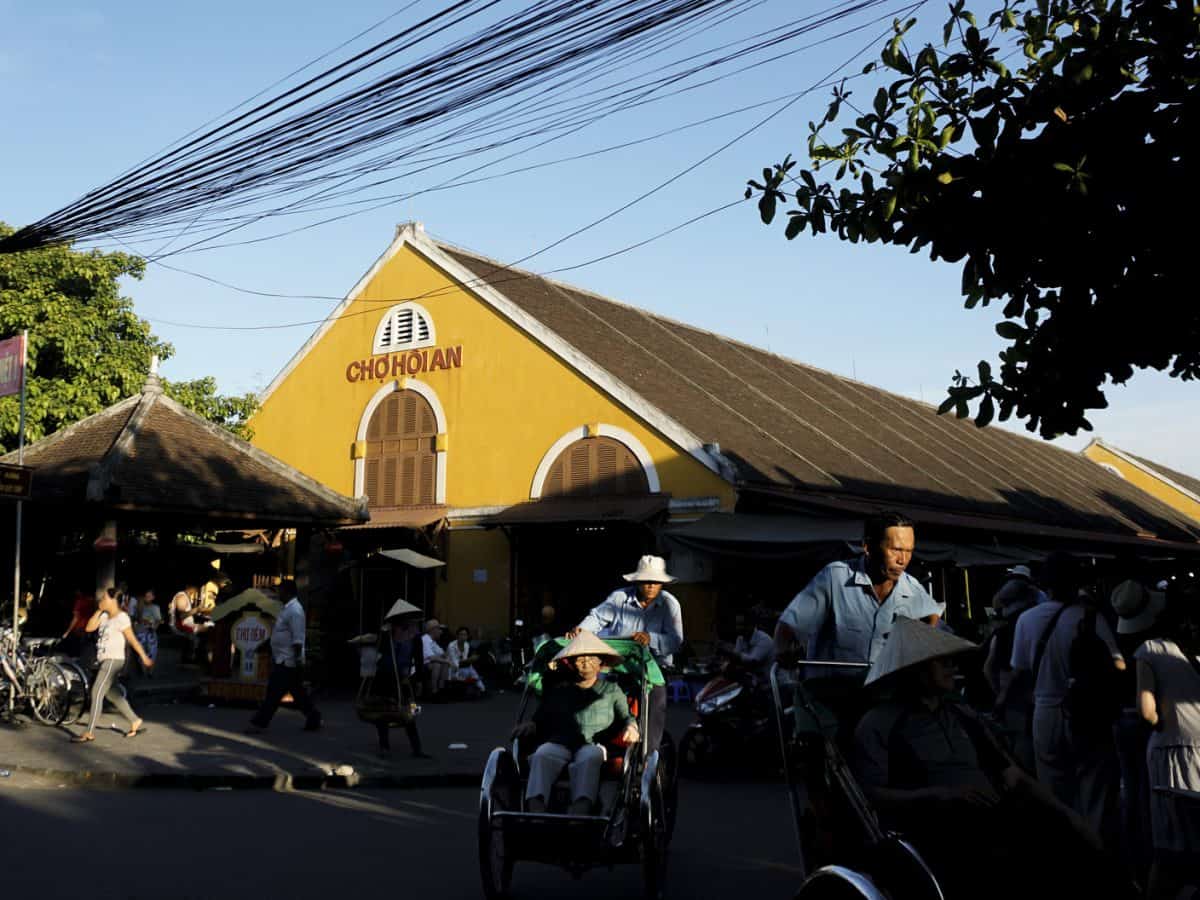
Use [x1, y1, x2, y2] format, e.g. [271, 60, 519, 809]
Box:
[864, 615, 979, 687]
[513, 630, 638, 815]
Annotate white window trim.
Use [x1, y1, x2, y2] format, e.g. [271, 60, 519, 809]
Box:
[354, 379, 447, 504]
[529, 424, 660, 499]
[372, 302, 437, 356]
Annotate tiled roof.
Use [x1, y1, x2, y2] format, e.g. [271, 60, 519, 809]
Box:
[438, 242, 1200, 547]
[3, 380, 366, 526]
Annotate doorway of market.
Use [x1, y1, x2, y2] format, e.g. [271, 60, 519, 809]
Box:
[512, 522, 656, 636]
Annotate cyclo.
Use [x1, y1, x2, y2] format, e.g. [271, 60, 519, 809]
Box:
[478, 636, 678, 900]
[768, 660, 945, 900]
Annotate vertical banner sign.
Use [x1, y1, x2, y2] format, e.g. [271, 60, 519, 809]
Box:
[0, 335, 23, 398]
[2, 333, 27, 693]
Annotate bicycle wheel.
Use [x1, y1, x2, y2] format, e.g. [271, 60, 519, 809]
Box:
[58, 660, 90, 726]
[27, 659, 72, 725]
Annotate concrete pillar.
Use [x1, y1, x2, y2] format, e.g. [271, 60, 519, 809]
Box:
[94, 519, 118, 594]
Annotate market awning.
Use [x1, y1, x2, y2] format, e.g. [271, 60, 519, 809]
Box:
[340, 505, 448, 531]
[198, 542, 266, 555]
[487, 494, 669, 526]
[376, 548, 446, 569]
[665, 513, 862, 544]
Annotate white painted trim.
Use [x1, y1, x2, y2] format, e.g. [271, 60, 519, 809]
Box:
[372, 301, 437, 356]
[258, 223, 422, 406]
[1089, 439, 1200, 504]
[447, 504, 510, 520]
[407, 232, 725, 481]
[529, 424, 661, 499]
[352, 378, 448, 504]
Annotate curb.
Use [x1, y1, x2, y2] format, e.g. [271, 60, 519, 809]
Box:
[0, 762, 482, 791]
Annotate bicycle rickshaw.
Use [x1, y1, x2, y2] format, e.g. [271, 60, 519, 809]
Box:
[478, 637, 677, 900]
[768, 660, 945, 900]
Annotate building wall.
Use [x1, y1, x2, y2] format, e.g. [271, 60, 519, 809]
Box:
[1084, 444, 1200, 525]
[251, 240, 734, 510]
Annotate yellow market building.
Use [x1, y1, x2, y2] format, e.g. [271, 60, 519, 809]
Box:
[1083, 439, 1200, 526]
[252, 223, 1200, 645]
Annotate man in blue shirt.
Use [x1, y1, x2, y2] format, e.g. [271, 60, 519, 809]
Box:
[567, 554, 683, 752]
[774, 511, 941, 676]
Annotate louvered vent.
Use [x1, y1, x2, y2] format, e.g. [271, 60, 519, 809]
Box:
[373, 303, 436, 354]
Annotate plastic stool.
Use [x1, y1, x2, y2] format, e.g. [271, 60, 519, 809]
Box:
[667, 680, 692, 703]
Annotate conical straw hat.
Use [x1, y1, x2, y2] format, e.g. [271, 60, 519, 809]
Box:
[384, 598, 422, 621]
[864, 616, 978, 686]
[550, 630, 624, 668]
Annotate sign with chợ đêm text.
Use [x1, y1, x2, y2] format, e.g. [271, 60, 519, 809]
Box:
[232, 613, 271, 679]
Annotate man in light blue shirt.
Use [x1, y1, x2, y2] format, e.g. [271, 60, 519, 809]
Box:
[775, 512, 941, 677]
[568, 554, 683, 751]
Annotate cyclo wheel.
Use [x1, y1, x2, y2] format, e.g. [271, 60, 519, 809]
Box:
[58, 660, 91, 727]
[27, 659, 72, 725]
[478, 790, 513, 900]
[641, 772, 669, 900]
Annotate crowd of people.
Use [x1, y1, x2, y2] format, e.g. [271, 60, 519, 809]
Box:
[771, 511, 1200, 900]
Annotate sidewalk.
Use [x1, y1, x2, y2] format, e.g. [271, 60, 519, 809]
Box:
[0, 690, 529, 790]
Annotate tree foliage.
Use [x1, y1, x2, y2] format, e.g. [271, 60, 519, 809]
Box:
[747, 0, 1197, 438]
[0, 223, 258, 450]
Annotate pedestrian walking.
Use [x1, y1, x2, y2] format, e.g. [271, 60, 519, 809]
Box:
[366, 604, 431, 759]
[247, 581, 321, 733]
[134, 588, 162, 676]
[1009, 552, 1125, 846]
[1135, 585, 1200, 899]
[71, 588, 153, 743]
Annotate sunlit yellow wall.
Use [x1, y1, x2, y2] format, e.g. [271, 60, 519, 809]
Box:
[251, 238, 735, 510]
[1084, 444, 1200, 524]
[440, 528, 512, 638]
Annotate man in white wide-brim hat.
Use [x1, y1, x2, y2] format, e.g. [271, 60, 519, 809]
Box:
[851, 617, 1131, 900]
[567, 554, 683, 752]
[512, 632, 639, 815]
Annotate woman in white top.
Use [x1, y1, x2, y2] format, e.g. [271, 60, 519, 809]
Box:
[1136, 589, 1200, 899]
[448, 626, 486, 693]
[72, 588, 154, 743]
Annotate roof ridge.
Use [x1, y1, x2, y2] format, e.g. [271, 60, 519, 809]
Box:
[87, 390, 159, 501]
[153, 393, 367, 518]
[1, 395, 140, 465]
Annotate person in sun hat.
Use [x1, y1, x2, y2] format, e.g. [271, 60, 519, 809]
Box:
[512, 631, 639, 815]
[852, 617, 1135, 900]
[567, 554, 682, 752]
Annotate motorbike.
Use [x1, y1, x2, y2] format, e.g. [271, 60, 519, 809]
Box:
[678, 656, 785, 778]
[480, 618, 532, 689]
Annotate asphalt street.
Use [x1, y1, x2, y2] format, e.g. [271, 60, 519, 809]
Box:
[0, 777, 801, 899]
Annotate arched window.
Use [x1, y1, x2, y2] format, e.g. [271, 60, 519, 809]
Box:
[541, 436, 649, 498]
[373, 302, 435, 355]
[363, 390, 438, 508]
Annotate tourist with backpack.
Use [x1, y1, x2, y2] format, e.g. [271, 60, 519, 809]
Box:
[1008, 552, 1126, 846]
[1135, 584, 1200, 900]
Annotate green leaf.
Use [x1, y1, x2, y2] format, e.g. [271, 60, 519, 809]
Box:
[976, 394, 995, 427]
[937, 395, 956, 415]
[995, 321, 1026, 340]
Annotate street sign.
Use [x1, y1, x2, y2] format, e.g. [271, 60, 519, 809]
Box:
[0, 464, 32, 500]
[0, 335, 25, 398]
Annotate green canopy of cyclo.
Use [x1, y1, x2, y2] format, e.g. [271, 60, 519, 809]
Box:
[525, 637, 666, 694]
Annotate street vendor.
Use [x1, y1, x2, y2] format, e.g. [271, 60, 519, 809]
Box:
[851, 617, 1135, 900]
[513, 632, 639, 815]
[567, 554, 682, 752]
[774, 511, 940, 675]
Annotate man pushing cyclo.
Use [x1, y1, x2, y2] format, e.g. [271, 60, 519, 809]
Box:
[771, 510, 1137, 899]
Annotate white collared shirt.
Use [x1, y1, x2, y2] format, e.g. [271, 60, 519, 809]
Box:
[270, 598, 306, 667]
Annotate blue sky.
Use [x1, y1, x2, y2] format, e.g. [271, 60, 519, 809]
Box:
[3, 1, 1196, 475]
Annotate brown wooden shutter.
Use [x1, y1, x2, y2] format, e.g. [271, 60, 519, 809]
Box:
[362, 389, 439, 510]
[541, 436, 649, 498]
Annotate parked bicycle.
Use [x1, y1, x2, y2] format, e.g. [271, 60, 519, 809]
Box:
[0, 628, 74, 725]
